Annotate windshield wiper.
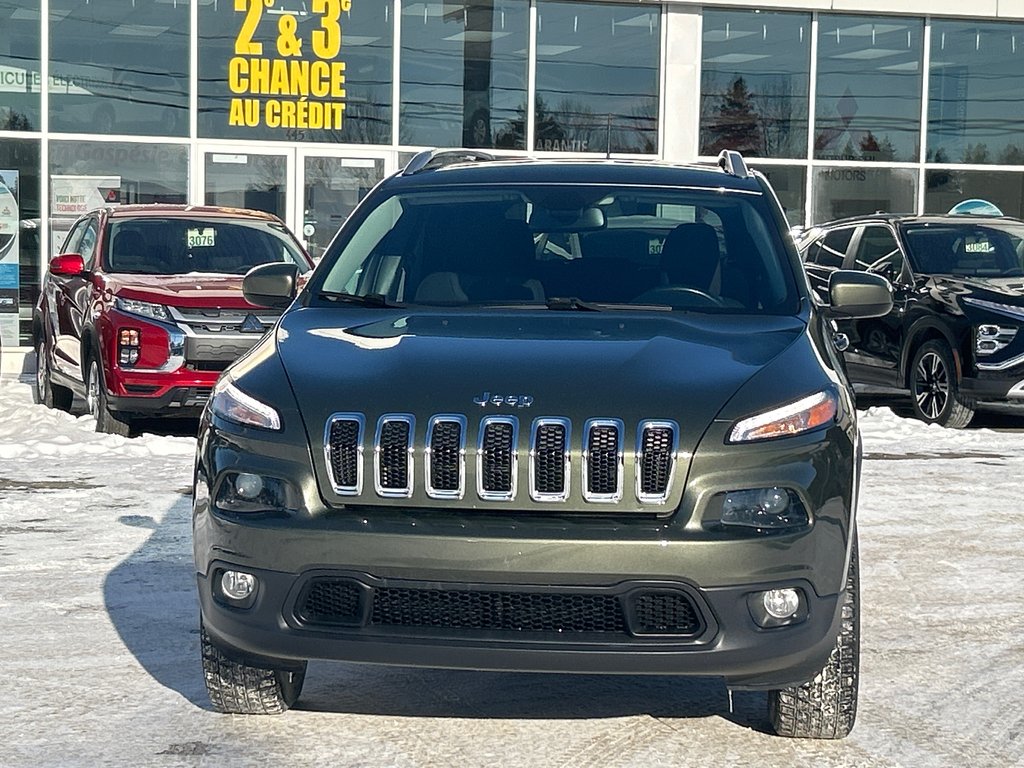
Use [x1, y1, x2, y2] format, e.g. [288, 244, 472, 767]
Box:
[318, 291, 401, 308]
[545, 296, 673, 312]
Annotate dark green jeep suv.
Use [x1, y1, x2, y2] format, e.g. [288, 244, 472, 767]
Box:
[192, 150, 892, 738]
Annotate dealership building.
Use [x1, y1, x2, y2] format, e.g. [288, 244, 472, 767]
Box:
[3, 0, 1024, 347]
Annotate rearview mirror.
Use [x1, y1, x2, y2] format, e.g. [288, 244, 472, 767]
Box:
[528, 206, 606, 233]
[827, 271, 893, 319]
[243, 262, 299, 308]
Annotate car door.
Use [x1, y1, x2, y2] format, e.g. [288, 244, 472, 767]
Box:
[52, 216, 99, 380]
[802, 226, 855, 304]
[839, 224, 909, 388]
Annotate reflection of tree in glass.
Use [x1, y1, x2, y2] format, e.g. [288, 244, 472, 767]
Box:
[859, 132, 896, 162]
[0, 112, 32, 131]
[703, 77, 760, 156]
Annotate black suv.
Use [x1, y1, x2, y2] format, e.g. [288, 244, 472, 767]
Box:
[193, 149, 891, 738]
[799, 213, 1024, 428]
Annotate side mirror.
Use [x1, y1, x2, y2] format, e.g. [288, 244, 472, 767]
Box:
[243, 262, 299, 308]
[49, 253, 86, 277]
[827, 270, 893, 319]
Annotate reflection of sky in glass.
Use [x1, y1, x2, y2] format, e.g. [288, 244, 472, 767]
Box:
[700, 10, 810, 159]
[815, 15, 923, 163]
[535, 1, 659, 153]
[928, 21, 1024, 165]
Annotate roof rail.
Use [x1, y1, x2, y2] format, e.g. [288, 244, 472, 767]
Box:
[402, 148, 496, 176]
[717, 149, 750, 178]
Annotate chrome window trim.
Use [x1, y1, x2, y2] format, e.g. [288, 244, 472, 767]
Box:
[635, 419, 679, 505]
[529, 417, 571, 502]
[323, 412, 365, 496]
[425, 414, 467, 500]
[477, 415, 519, 501]
[374, 414, 416, 498]
[582, 418, 624, 503]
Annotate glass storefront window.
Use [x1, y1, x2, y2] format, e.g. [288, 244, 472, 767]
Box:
[925, 169, 1024, 219]
[0, 139, 40, 346]
[199, 0, 392, 144]
[49, 0, 189, 137]
[48, 140, 187, 257]
[400, 1, 528, 149]
[701, 10, 810, 159]
[0, 1, 41, 132]
[815, 15, 923, 163]
[757, 165, 807, 226]
[812, 166, 917, 222]
[535, 1, 660, 154]
[928, 21, 1024, 165]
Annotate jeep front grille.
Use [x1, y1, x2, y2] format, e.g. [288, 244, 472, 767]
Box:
[325, 413, 680, 507]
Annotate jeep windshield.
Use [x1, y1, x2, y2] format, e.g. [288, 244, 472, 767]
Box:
[902, 221, 1024, 277]
[316, 185, 800, 314]
[104, 218, 307, 276]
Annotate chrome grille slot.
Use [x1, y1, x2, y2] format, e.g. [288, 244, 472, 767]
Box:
[325, 413, 365, 494]
[583, 419, 624, 502]
[425, 415, 466, 499]
[637, 421, 678, 504]
[374, 415, 414, 497]
[478, 416, 518, 500]
[531, 418, 570, 501]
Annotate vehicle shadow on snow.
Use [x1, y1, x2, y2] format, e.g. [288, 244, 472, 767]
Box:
[102, 490, 209, 709]
[103, 495, 771, 733]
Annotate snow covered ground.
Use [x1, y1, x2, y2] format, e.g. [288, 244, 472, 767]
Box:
[1, 375, 1022, 767]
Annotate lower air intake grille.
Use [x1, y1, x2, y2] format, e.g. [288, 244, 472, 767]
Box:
[297, 580, 362, 625]
[632, 591, 701, 635]
[370, 587, 626, 633]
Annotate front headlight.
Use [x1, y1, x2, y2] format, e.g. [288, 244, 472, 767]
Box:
[727, 388, 838, 443]
[114, 296, 171, 322]
[210, 379, 282, 430]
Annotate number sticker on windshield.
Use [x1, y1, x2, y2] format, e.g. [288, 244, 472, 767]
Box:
[187, 228, 216, 248]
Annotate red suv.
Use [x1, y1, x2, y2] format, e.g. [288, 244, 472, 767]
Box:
[32, 205, 313, 435]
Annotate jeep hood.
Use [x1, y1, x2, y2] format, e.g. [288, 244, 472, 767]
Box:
[277, 308, 808, 450]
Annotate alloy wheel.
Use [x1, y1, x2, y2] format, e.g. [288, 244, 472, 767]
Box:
[87, 361, 101, 419]
[914, 351, 949, 420]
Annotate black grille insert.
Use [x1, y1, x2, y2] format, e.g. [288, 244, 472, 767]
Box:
[480, 419, 515, 495]
[533, 421, 568, 497]
[639, 423, 676, 501]
[585, 422, 621, 498]
[370, 586, 626, 633]
[427, 418, 463, 495]
[328, 418, 362, 491]
[631, 591, 701, 635]
[298, 580, 362, 625]
[377, 418, 412, 493]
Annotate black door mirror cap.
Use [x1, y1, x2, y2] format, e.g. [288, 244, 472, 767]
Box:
[243, 262, 299, 309]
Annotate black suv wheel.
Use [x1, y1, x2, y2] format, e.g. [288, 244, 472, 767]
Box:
[33, 338, 73, 411]
[86, 358, 134, 437]
[909, 340, 975, 429]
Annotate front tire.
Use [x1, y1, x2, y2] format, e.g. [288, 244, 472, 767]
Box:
[33, 338, 73, 411]
[768, 537, 860, 739]
[909, 340, 975, 429]
[86, 358, 133, 437]
[201, 625, 306, 714]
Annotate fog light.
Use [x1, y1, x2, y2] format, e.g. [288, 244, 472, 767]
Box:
[234, 472, 264, 499]
[762, 588, 801, 619]
[221, 570, 256, 601]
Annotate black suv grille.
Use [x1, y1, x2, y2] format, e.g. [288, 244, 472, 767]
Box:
[533, 421, 568, 498]
[480, 418, 516, 497]
[295, 577, 703, 638]
[584, 421, 622, 500]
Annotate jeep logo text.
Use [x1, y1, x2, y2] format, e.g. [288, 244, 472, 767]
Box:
[473, 392, 534, 408]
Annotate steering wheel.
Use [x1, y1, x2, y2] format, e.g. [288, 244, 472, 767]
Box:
[631, 286, 727, 309]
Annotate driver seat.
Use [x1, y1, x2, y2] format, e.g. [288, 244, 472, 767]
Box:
[659, 222, 721, 292]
